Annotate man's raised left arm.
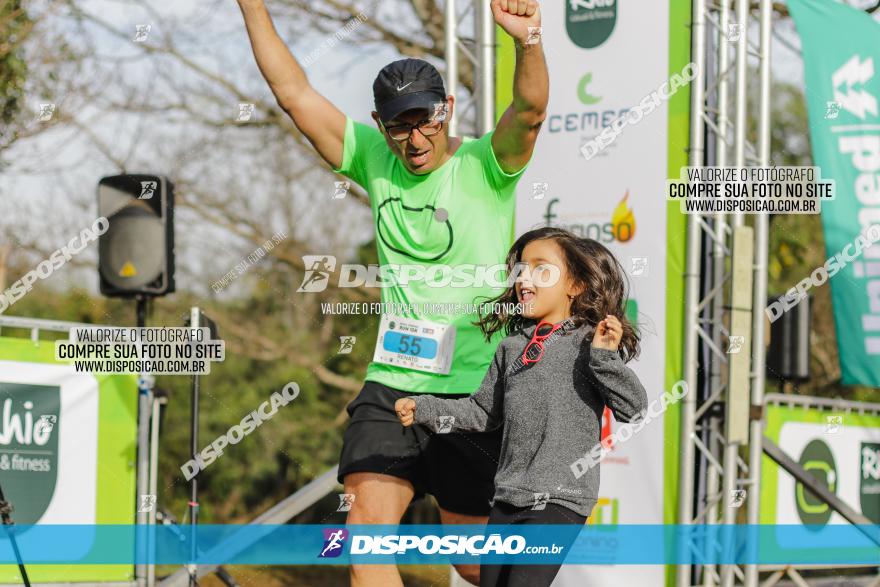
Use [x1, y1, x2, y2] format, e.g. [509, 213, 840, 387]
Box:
[490, 0, 549, 174]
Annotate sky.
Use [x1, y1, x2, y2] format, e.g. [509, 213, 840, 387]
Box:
[1, 0, 400, 297]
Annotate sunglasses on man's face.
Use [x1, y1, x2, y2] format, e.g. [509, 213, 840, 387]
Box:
[381, 118, 444, 142]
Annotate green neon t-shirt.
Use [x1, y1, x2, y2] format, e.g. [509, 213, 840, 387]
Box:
[333, 117, 527, 394]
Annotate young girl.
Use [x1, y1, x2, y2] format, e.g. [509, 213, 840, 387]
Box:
[395, 226, 649, 587]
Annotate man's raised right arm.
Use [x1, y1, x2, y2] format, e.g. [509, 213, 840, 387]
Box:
[237, 0, 346, 169]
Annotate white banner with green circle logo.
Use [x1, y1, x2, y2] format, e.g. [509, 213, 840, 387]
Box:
[761, 401, 880, 553]
[0, 336, 138, 583]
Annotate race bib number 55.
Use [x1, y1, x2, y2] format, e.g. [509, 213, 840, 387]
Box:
[373, 315, 456, 375]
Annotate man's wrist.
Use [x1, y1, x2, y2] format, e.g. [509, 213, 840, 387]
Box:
[513, 26, 543, 48]
[515, 42, 544, 57]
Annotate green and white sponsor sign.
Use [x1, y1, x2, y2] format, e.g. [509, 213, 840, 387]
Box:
[789, 0, 880, 386]
[761, 400, 880, 538]
[565, 0, 617, 49]
[496, 0, 691, 584]
[0, 382, 60, 524]
[0, 336, 138, 583]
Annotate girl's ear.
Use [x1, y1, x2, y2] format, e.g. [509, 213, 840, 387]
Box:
[566, 280, 585, 299]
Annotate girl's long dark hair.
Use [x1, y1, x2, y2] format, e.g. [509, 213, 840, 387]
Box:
[474, 226, 641, 362]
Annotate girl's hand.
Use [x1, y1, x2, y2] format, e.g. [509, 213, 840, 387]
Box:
[395, 398, 417, 427]
[592, 315, 622, 351]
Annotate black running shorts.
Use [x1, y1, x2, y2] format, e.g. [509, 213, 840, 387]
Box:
[338, 380, 502, 517]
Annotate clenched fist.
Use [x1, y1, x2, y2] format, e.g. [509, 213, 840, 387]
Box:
[395, 398, 417, 427]
[592, 315, 622, 351]
[491, 0, 542, 46]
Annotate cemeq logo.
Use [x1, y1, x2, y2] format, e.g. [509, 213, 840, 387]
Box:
[318, 528, 349, 558]
[860, 442, 880, 524]
[0, 382, 60, 524]
[566, 0, 617, 49]
[577, 73, 602, 105]
[795, 438, 837, 526]
[543, 192, 636, 244]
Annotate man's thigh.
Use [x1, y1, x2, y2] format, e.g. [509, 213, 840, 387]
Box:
[338, 381, 501, 516]
[342, 472, 414, 587]
[338, 381, 431, 499]
[343, 472, 415, 523]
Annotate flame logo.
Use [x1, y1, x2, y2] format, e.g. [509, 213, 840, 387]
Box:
[610, 191, 636, 242]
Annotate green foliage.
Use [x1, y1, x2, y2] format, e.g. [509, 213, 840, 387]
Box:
[2, 273, 367, 522]
[750, 74, 878, 403]
[0, 0, 31, 148]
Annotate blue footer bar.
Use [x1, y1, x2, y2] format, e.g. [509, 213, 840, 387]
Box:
[0, 524, 877, 565]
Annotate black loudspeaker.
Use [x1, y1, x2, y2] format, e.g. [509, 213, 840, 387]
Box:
[766, 293, 811, 381]
[98, 174, 175, 297]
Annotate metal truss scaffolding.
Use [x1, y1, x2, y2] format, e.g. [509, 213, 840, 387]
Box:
[677, 0, 773, 586]
[444, 0, 494, 138]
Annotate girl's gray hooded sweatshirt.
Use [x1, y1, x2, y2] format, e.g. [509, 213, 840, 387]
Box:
[411, 320, 649, 517]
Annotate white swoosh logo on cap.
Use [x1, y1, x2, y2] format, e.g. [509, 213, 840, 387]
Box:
[396, 81, 414, 92]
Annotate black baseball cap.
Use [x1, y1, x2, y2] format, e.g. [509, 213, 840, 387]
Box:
[373, 58, 447, 123]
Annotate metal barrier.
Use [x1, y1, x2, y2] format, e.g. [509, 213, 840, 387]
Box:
[159, 466, 340, 586]
[755, 394, 880, 587]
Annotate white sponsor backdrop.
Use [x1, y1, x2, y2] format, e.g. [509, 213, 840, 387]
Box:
[511, 0, 674, 584]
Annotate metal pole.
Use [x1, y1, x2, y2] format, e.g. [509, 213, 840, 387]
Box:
[136, 296, 152, 587]
[445, 0, 458, 136]
[677, 0, 707, 585]
[718, 1, 752, 583]
[704, 6, 731, 585]
[477, 0, 495, 134]
[188, 307, 201, 587]
[0, 483, 31, 586]
[147, 395, 163, 587]
[719, 443, 739, 587]
[161, 466, 342, 586]
[731, 0, 749, 228]
[744, 0, 773, 584]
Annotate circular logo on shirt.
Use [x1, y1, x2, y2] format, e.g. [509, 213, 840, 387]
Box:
[376, 198, 454, 262]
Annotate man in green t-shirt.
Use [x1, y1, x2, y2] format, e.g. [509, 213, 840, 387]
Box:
[238, 1, 548, 584]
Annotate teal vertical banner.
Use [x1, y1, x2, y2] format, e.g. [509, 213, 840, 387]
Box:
[789, 0, 880, 386]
